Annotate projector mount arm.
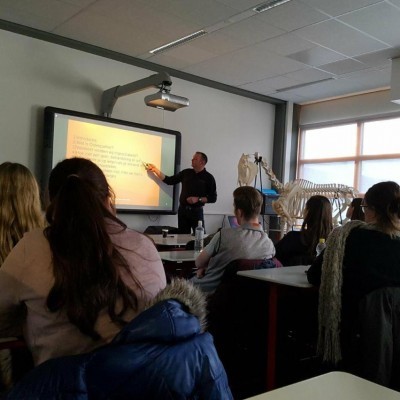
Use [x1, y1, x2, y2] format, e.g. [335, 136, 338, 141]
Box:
[100, 72, 172, 117]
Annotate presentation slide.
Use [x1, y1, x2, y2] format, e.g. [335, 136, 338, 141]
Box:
[65, 119, 162, 207]
[44, 107, 181, 214]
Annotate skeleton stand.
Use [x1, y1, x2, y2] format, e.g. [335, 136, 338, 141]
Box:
[253, 155, 266, 230]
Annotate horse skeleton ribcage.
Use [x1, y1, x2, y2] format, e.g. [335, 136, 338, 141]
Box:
[275, 179, 357, 227]
[237, 154, 357, 234]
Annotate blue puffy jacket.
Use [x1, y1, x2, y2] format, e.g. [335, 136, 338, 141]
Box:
[6, 280, 233, 399]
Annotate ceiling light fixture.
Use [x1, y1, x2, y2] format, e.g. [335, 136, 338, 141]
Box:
[149, 30, 207, 55]
[276, 78, 335, 92]
[100, 72, 189, 116]
[253, 0, 292, 13]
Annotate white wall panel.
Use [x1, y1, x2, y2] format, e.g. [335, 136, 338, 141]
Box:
[0, 29, 275, 233]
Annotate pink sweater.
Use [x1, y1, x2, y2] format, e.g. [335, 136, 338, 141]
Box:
[0, 222, 166, 365]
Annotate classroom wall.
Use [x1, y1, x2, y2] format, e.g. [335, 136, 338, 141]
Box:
[299, 89, 400, 126]
[0, 29, 276, 233]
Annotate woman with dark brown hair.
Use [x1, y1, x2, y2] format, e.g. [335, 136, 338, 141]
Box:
[0, 158, 166, 366]
[346, 197, 365, 221]
[275, 195, 333, 266]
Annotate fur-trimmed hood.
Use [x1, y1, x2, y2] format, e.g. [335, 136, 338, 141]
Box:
[147, 278, 207, 331]
[112, 279, 208, 345]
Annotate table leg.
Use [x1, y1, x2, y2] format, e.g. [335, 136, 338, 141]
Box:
[266, 284, 278, 391]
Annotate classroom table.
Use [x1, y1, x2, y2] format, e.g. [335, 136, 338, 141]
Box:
[237, 265, 315, 391]
[159, 250, 197, 262]
[147, 234, 195, 249]
[244, 371, 400, 400]
[159, 250, 197, 280]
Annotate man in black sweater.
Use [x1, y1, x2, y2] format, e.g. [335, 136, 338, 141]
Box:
[146, 152, 217, 234]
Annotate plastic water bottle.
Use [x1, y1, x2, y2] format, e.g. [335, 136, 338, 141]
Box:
[194, 221, 204, 253]
[316, 238, 326, 257]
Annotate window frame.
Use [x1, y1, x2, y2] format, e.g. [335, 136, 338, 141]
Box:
[297, 112, 400, 193]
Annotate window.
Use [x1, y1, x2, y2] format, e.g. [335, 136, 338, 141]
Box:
[298, 116, 400, 193]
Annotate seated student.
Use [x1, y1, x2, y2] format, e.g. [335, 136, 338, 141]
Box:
[274, 195, 333, 266]
[5, 279, 233, 400]
[0, 157, 166, 367]
[191, 186, 276, 294]
[307, 181, 400, 384]
[0, 162, 44, 265]
[0, 162, 45, 390]
[345, 197, 365, 221]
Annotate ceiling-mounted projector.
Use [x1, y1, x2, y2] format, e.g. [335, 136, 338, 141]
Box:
[145, 91, 189, 111]
[100, 71, 189, 117]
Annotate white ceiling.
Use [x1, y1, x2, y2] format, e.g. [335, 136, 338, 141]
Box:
[1, 0, 400, 104]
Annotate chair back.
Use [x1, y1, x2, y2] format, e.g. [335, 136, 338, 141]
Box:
[219, 258, 270, 283]
[208, 258, 278, 314]
[349, 286, 400, 390]
[207, 259, 274, 398]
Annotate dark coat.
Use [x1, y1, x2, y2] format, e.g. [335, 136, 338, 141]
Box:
[6, 280, 233, 400]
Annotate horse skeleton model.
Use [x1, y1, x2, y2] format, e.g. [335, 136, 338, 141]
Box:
[237, 153, 358, 234]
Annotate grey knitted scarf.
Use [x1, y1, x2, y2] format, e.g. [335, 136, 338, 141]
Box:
[317, 220, 365, 364]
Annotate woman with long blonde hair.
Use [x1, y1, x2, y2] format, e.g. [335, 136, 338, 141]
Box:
[0, 162, 44, 391]
[0, 162, 44, 265]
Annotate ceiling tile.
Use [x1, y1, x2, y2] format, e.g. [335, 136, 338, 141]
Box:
[265, 75, 306, 90]
[186, 31, 248, 55]
[338, 3, 400, 47]
[62, 0, 95, 5]
[150, 42, 216, 66]
[281, 78, 345, 101]
[273, 91, 309, 102]
[254, 0, 328, 32]
[0, 0, 81, 31]
[337, 67, 391, 90]
[355, 48, 400, 68]
[288, 46, 346, 67]
[145, 53, 191, 70]
[217, 15, 284, 46]
[85, 0, 200, 44]
[147, 0, 239, 26]
[298, 0, 383, 17]
[294, 67, 390, 103]
[180, 55, 245, 83]
[285, 67, 334, 83]
[182, 54, 275, 86]
[295, 19, 389, 57]
[239, 80, 277, 94]
[318, 58, 368, 75]
[53, 12, 162, 56]
[0, 0, 397, 104]
[230, 44, 307, 75]
[257, 33, 315, 57]
[215, 0, 262, 12]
